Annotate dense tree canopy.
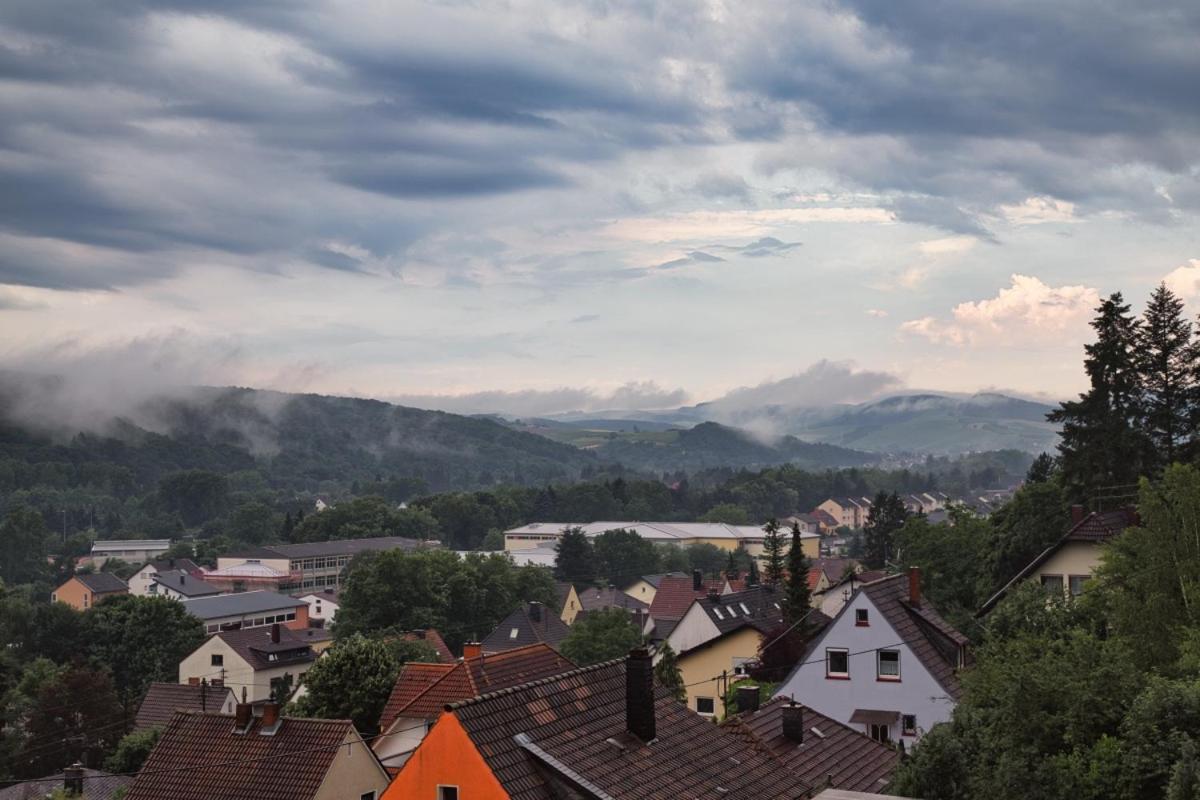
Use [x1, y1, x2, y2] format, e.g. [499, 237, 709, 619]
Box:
[560, 608, 643, 666]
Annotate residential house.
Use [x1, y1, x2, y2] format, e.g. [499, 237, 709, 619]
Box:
[294, 587, 340, 625]
[979, 506, 1139, 614]
[503, 521, 820, 564]
[181, 590, 308, 634]
[373, 642, 574, 769]
[124, 705, 390, 800]
[481, 602, 571, 653]
[88, 539, 171, 568]
[783, 514, 823, 534]
[129, 558, 203, 597]
[148, 570, 221, 601]
[213, 536, 436, 593]
[813, 569, 884, 618]
[621, 571, 693, 605]
[725, 695, 900, 795]
[773, 569, 970, 744]
[575, 586, 649, 617]
[0, 766, 131, 800]
[662, 586, 818, 718]
[135, 681, 237, 731]
[382, 649, 813, 800]
[554, 582, 583, 624]
[815, 499, 872, 530]
[178, 623, 317, 703]
[399, 629, 455, 663]
[51, 572, 128, 610]
[810, 509, 841, 533]
[644, 570, 733, 640]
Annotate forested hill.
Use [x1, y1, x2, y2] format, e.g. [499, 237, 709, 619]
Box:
[0, 383, 603, 500]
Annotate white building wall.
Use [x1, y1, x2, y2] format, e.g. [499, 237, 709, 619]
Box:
[773, 590, 955, 742]
[660, 604, 722, 658]
[129, 564, 160, 597]
[374, 716, 428, 768]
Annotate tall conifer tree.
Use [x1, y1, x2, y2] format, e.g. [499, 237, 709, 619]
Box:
[1048, 292, 1145, 499]
[783, 523, 812, 626]
[1138, 283, 1193, 470]
[863, 492, 907, 570]
[760, 518, 786, 585]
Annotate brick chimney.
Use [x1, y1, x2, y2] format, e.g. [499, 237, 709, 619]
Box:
[270, 622, 281, 643]
[908, 566, 921, 608]
[259, 702, 281, 734]
[736, 685, 760, 714]
[233, 702, 253, 733]
[63, 763, 84, 795]
[781, 701, 804, 743]
[626, 647, 656, 742]
[1071, 504, 1085, 525]
[692, 569, 703, 591]
[188, 676, 201, 686]
[463, 642, 482, 659]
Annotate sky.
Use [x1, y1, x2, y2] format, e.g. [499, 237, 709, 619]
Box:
[1, 0, 1199, 416]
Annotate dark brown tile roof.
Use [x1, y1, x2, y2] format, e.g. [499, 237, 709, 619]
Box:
[729, 698, 899, 793]
[74, 572, 128, 594]
[0, 769, 130, 800]
[124, 712, 362, 800]
[481, 604, 571, 652]
[378, 643, 574, 732]
[860, 574, 967, 700]
[400, 628, 454, 663]
[136, 682, 236, 731]
[449, 658, 812, 800]
[214, 627, 316, 672]
[575, 586, 649, 613]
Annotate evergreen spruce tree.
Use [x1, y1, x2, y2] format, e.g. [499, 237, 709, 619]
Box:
[554, 527, 597, 587]
[783, 523, 812, 626]
[1138, 283, 1194, 470]
[746, 558, 760, 587]
[653, 642, 686, 702]
[760, 518, 786, 585]
[863, 492, 908, 570]
[1048, 292, 1145, 499]
[1025, 453, 1057, 484]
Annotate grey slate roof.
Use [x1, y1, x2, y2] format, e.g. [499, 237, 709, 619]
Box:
[153, 570, 220, 598]
[689, 585, 784, 638]
[213, 626, 317, 671]
[74, 572, 129, 594]
[482, 603, 571, 653]
[180, 590, 305, 621]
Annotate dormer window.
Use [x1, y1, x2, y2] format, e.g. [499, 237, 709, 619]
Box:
[713, 607, 724, 620]
[726, 605, 737, 616]
[739, 603, 751, 614]
[855, 609, 869, 626]
[509, 628, 519, 639]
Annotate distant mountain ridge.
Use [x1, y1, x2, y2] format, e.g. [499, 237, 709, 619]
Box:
[539, 392, 1060, 456]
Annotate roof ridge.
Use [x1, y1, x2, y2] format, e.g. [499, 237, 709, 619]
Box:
[446, 657, 624, 711]
[172, 710, 354, 726]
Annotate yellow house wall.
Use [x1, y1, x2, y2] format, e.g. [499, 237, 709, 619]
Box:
[1035, 541, 1103, 597]
[624, 579, 658, 605]
[314, 729, 391, 800]
[560, 585, 582, 625]
[676, 627, 763, 719]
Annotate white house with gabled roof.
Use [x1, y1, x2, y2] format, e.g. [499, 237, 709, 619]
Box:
[772, 569, 970, 745]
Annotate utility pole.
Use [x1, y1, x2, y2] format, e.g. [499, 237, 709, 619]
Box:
[61, 509, 67, 545]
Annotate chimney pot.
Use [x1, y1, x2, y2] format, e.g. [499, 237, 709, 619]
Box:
[529, 601, 542, 622]
[234, 702, 252, 732]
[692, 569, 703, 591]
[735, 685, 760, 714]
[63, 762, 84, 795]
[908, 566, 922, 608]
[1071, 504, 1085, 525]
[781, 701, 804, 743]
[180, 574, 186, 584]
[463, 642, 482, 659]
[625, 648, 656, 742]
[271, 623, 281, 643]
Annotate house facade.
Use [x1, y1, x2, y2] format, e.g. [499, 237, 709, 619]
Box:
[979, 507, 1138, 614]
[51, 573, 128, 610]
[178, 624, 317, 703]
[148, 570, 221, 601]
[554, 582, 582, 624]
[773, 570, 968, 744]
[816, 498, 872, 530]
[294, 588, 340, 624]
[129, 558, 203, 597]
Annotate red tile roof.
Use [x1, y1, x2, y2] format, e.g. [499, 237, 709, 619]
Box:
[124, 711, 368, 800]
[648, 575, 722, 621]
[135, 682, 237, 731]
[729, 698, 899, 793]
[378, 643, 575, 733]
[447, 658, 811, 800]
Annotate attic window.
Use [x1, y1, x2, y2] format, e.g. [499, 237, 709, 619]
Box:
[739, 603, 751, 615]
[856, 609, 869, 626]
[713, 607, 725, 620]
[726, 605, 737, 616]
[437, 787, 459, 800]
[509, 628, 520, 639]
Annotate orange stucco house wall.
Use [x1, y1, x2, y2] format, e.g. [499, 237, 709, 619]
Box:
[382, 712, 510, 800]
[51, 577, 125, 611]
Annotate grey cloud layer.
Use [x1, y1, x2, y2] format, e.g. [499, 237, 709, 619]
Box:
[0, 0, 1197, 293]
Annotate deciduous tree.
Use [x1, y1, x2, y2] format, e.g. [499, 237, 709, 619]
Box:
[560, 608, 642, 666]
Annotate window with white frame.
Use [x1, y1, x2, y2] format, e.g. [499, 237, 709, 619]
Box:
[877, 649, 900, 680]
[826, 648, 849, 678]
[902, 714, 917, 736]
[695, 696, 716, 716]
